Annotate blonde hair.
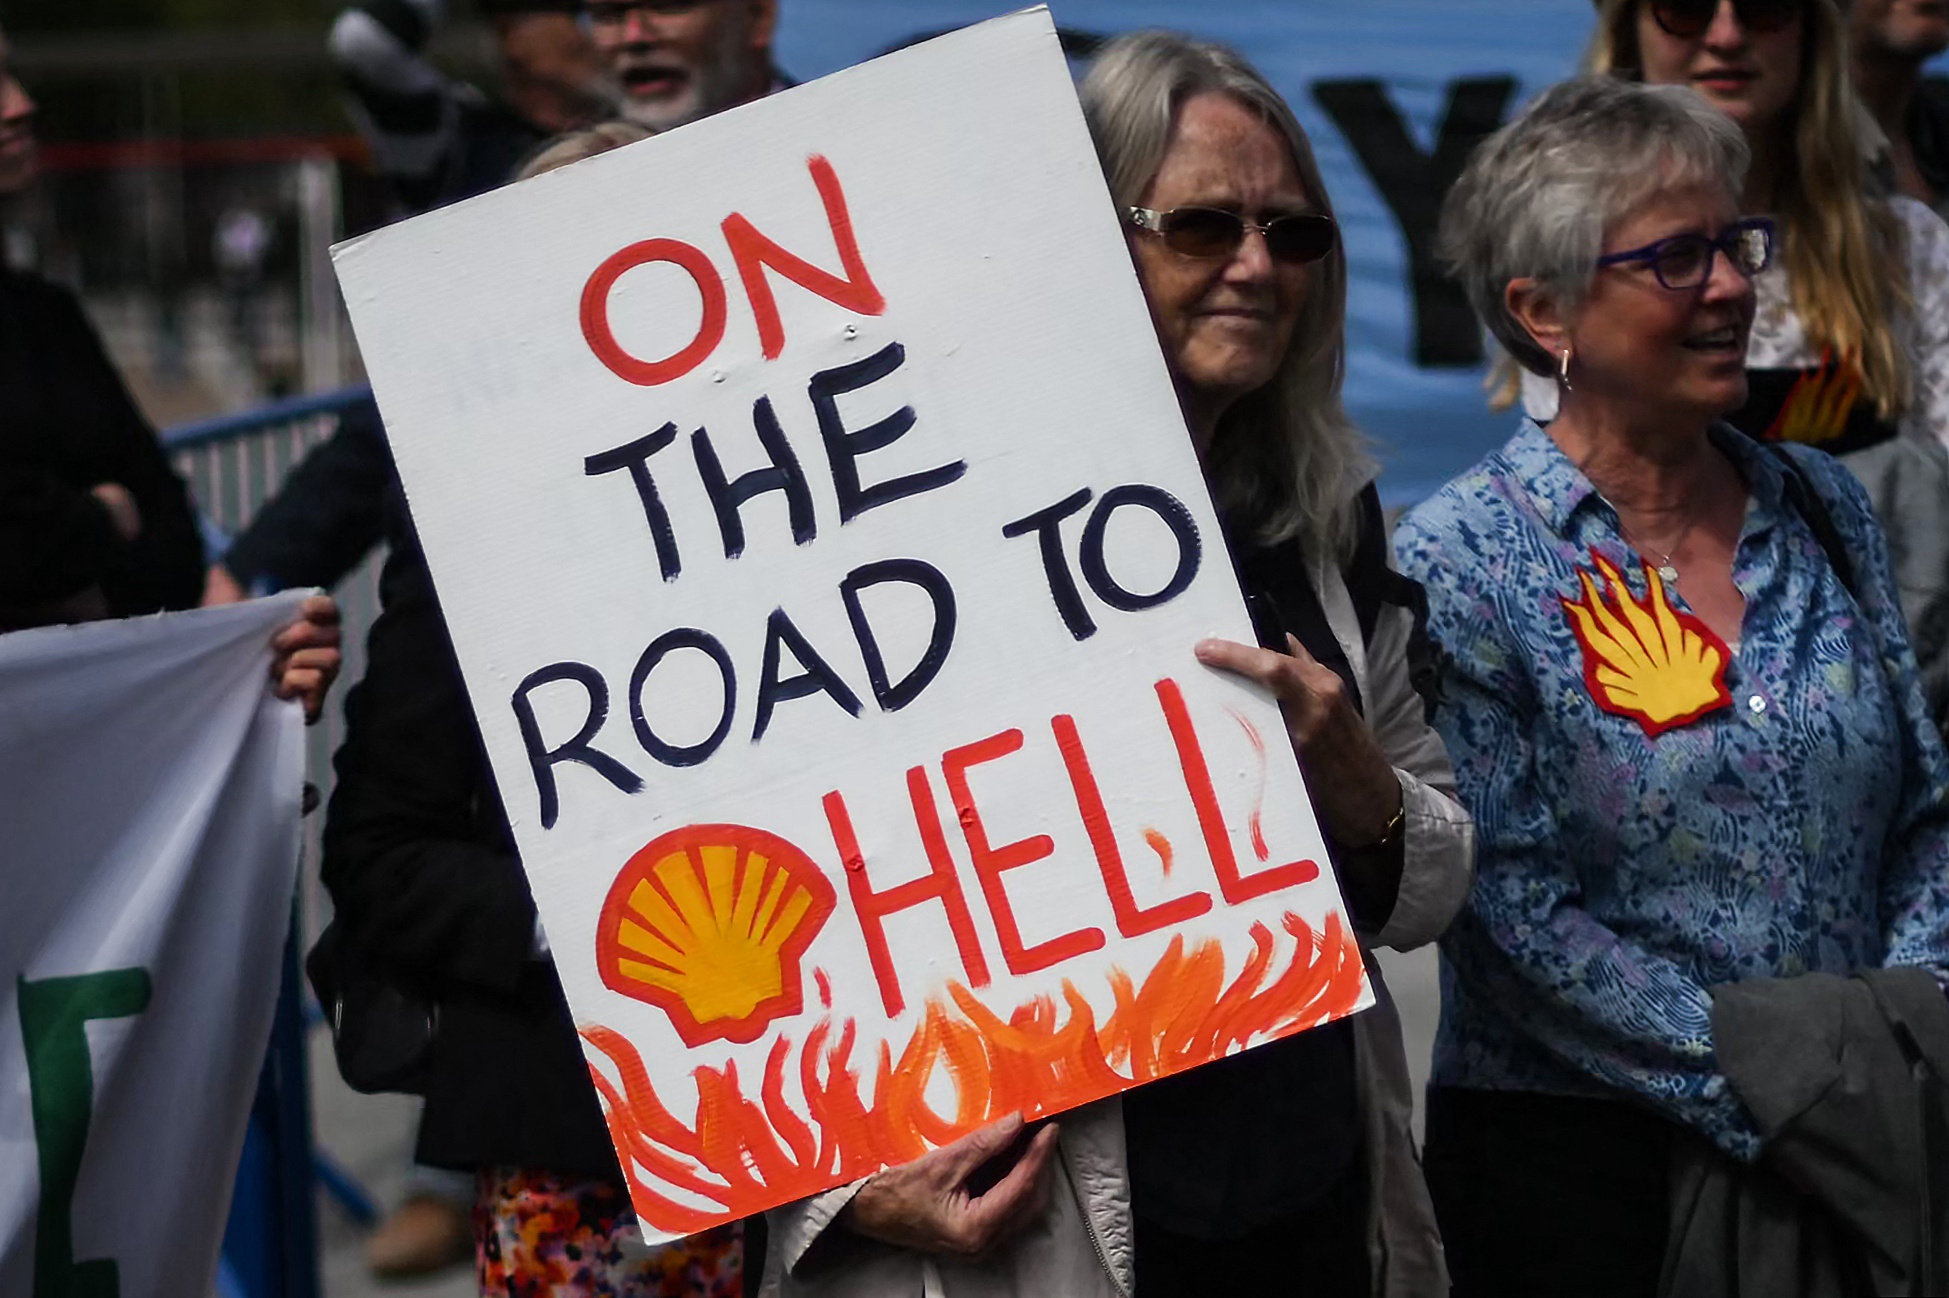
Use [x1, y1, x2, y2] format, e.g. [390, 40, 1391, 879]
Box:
[514, 119, 655, 182]
[1081, 31, 1372, 561]
[1586, 0, 1912, 418]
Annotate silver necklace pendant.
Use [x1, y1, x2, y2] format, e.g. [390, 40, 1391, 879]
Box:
[1657, 563, 1680, 585]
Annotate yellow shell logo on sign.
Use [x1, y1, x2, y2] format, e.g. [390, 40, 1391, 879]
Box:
[1560, 552, 1732, 737]
[597, 825, 836, 1047]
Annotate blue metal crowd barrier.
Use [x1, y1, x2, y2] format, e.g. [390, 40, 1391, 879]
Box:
[218, 911, 322, 1298]
[162, 383, 374, 451]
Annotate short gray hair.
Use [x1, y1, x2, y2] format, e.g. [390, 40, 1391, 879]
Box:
[1081, 31, 1371, 560]
[1439, 76, 1749, 375]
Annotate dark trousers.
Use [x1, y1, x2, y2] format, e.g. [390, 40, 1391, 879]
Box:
[742, 1213, 765, 1298]
[1134, 1154, 1369, 1296]
[1424, 1087, 1676, 1298]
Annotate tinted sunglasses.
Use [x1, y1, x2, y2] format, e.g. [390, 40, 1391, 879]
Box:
[1648, 0, 1803, 39]
[1126, 206, 1338, 264]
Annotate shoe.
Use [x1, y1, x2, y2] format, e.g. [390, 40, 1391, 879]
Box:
[365, 1194, 473, 1279]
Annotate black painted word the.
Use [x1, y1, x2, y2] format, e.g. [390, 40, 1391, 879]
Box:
[582, 340, 965, 581]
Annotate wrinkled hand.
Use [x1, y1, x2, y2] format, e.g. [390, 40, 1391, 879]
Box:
[1195, 634, 1400, 845]
[841, 1114, 1060, 1257]
[89, 482, 141, 542]
[271, 594, 341, 724]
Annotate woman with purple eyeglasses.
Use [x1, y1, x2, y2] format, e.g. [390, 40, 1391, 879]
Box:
[1528, 0, 1949, 723]
[1395, 76, 1949, 1296]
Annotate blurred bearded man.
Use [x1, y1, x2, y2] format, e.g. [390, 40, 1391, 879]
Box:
[586, 0, 783, 131]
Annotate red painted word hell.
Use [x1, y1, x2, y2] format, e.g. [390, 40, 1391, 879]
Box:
[825, 678, 1319, 1018]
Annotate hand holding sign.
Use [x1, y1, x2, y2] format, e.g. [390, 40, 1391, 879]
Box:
[269, 593, 342, 724]
[841, 1114, 1061, 1256]
[1193, 634, 1402, 848]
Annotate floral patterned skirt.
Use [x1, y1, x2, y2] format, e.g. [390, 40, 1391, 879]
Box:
[475, 1167, 742, 1297]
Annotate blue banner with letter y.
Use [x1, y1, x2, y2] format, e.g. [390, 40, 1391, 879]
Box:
[775, 0, 1595, 503]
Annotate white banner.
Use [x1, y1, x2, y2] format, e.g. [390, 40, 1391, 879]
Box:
[0, 595, 308, 1298]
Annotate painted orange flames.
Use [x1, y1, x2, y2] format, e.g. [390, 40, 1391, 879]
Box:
[582, 910, 1366, 1236]
[1561, 553, 1732, 737]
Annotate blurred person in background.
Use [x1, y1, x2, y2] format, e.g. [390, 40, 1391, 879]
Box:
[214, 206, 274, 374]
[206, 0, 601, 1276]
[588, 0, 784, 131]
[331, 0, 610, 218]
[315, 117, 749, 1298]
[1850, 0, 1949, 214]
[203, 0, 787, 609]
[217, 2, 788, 1276]
[1400, 76, 1949, 1297]
[0, 28, 31, 206]
[0, 23, 342, 707]
[1, 24, 204, 621]
[1519, 0, 1949, 726]
[201, 0, 612, 610]
[212, 0, 612, 1275]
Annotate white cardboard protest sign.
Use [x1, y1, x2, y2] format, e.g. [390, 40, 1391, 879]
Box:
[332, 6, 1369, 1241]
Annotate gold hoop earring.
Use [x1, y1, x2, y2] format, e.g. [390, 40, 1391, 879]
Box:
[1557, 347, 1573, 391]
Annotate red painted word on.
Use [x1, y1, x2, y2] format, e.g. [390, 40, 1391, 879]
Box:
[580, 154, 887, 386]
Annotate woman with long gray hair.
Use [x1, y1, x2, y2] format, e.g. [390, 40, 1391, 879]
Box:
[758, 29, 1472, 1298]
[1396, 75, 1949, 1296]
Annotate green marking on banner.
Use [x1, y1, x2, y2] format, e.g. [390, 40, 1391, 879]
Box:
[18, 968, 153, 1298]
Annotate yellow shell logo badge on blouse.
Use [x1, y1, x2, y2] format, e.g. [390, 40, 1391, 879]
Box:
[1560, 552, 1733, 737]
[597, 824, 836, 1048]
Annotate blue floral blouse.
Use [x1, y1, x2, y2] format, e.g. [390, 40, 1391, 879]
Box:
[1394, 418, 1949, 1159]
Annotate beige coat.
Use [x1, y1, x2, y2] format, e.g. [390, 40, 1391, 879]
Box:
[762, 551, 1474, 1298]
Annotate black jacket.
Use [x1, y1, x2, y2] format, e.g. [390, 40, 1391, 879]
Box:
[221, 396, 393, 594]
[318, 494, 619, 1177]
[0, 266, 203, 619]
